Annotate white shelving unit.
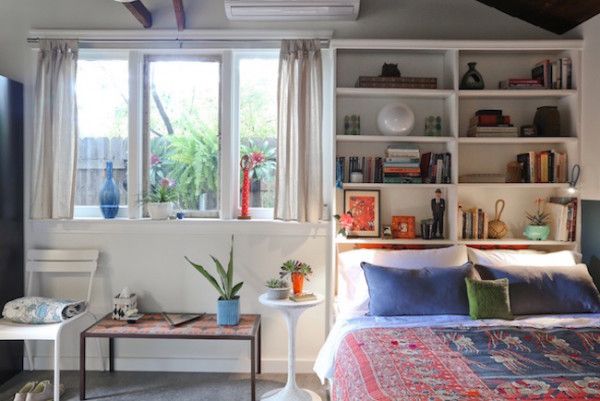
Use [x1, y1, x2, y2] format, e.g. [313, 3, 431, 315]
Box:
[331, 40, 583, 251]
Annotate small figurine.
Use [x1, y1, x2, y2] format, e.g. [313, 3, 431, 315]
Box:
[431, 188, 446, 238]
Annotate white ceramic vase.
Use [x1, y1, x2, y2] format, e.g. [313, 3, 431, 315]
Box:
[147, 202, 173, 220]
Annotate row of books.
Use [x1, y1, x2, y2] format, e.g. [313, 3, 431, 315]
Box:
[547, 197, 578, 242]
[335, 152, 452, 185]
[516, 150, 568, 183]
[457, 206, 489, 240]
[532, 58, 573, 90]
[336, 156, 384, 185]
[384, 146, 422, 184]
[356, 76, 438, 89]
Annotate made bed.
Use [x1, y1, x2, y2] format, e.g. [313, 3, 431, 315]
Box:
[315, 246, 600, 401]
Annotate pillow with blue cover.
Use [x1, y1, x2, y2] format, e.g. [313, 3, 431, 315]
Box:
[2, 297, 86, 324]
[474, 263, 600, 315]
[360, 262, 476, 316]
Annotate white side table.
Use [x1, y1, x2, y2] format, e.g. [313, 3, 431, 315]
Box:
[259, 293, 324, 401]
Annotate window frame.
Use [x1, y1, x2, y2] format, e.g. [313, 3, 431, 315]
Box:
[142, 54, 223, 219]
[74, 49, 280, 221]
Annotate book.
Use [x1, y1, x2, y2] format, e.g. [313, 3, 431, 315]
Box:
[475, 109, 502, 116]
[162, 312, 205, 327]
[289, 292, 317, 302]
[470, 115, 511, 127]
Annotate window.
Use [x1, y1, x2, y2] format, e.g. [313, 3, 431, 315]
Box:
[73, 50, 280, 220]
[145, 57, 221, 217]
[237, 55, 279, 215]
[75, 58, 129, 218]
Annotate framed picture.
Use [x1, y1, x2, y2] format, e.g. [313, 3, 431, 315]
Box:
[343, 190, 380, 238]
[392, 215, 416, 239]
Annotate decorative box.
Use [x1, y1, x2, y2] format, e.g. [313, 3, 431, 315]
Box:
[112, 294, 137, 320]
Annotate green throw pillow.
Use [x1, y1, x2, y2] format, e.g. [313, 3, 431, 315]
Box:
[465, 277, 514, 320]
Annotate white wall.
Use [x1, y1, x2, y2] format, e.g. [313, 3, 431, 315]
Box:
[3, 0, 600, 375]
[0, 0, 572, 82]
[581, 14, 600, 200]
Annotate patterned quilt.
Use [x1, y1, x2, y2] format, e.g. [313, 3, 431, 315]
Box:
[333, 327, 600, 400]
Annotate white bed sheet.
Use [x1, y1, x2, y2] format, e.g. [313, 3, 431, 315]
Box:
[313, 313, 600, 383]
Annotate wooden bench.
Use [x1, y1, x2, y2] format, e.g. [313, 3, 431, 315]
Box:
[80, 313, 261, 401]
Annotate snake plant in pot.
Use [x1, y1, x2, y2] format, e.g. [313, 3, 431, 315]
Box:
[185, 236, 243, 325]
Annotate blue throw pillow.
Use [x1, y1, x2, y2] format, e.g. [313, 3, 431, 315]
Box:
[361, 262, 475, 316]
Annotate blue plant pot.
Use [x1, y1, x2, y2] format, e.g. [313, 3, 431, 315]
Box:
[99, 161, 120, 219]
[217, 297, 240, 326]
[523, 225, 550, 241]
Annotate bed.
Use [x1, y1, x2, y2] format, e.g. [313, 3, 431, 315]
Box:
[315, 246, 600, 400]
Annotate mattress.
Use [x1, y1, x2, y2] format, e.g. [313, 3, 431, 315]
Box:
[314, 314, 600, 400]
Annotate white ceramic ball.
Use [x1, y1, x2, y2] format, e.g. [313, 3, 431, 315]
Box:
[377, 102, 415, 136]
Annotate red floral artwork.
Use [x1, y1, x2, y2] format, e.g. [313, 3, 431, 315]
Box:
[348, 195, 375, 232]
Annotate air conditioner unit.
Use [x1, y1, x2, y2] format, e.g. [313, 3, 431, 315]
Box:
[225, 0, 360, 21]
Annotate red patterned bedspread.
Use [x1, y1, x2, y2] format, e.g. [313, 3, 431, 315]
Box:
[333, 326, 600, 401]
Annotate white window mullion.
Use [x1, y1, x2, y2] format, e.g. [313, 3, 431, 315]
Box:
[221, 50, 237, 220]
[127, 51, 144, 219]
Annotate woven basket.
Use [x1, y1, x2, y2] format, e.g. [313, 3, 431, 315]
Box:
[488, 199, 508, 239]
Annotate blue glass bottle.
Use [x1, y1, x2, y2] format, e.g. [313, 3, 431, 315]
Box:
[99, 161, 120, 219]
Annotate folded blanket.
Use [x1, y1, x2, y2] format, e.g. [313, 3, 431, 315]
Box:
[2, 297, 87, 324]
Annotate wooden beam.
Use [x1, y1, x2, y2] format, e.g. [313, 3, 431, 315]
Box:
[172, 0, 186, 31]
[476, 0, 600, 34]
[123, 0, 153, 29]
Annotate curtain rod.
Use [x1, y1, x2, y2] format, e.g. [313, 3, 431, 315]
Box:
[26, 29, 332, 47]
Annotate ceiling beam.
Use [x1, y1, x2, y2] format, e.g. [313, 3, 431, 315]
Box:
[173, 0, 186, 31]
[122, 0, 153, 29]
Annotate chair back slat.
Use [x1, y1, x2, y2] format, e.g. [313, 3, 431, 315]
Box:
[25, 249, 100, 304]
[27, 249, 99, 263]
[27, 261, 97, 273]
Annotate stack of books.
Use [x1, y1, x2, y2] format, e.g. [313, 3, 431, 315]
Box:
[498, 78, 544, 90]
[383, 146, 422, 184]
[467, 109, 518, 137]
[289, 292, 317, 302]
[516, 150, 568, 183]
[532, 58, 573, 89]
[420, 152, 451, 184]
[547, 197, 578, 242]
[457, 205, 489, 240]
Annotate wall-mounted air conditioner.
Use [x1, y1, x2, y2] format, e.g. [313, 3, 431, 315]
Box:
[225, 0, 360, 21]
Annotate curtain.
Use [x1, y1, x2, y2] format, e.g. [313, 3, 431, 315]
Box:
[274, 39, 323, 223]
[31, 40, 79, 219]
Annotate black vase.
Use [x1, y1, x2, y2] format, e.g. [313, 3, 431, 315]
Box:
[460, 62, 485, 90]
[533, 106, 561, 137]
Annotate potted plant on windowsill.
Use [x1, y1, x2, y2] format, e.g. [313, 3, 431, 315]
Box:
[279, 260, 313, 295]
[185, 236, 243, 326]
[145, 178, 177, 220]
[265, 278, 290, 300]
[523, 198, 551, 241]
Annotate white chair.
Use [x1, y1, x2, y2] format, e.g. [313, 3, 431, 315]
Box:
[0, 249, 101, 401]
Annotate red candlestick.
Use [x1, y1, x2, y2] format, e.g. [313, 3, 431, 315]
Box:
[239, 155, 252, 220]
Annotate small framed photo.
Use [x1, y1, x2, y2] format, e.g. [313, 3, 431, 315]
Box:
[343, 189, 380, 238]
[392, 215, 416, 239]
[382, 225, 393, 238]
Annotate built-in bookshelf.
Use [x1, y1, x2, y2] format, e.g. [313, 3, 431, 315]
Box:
[331, 40, 582, 251]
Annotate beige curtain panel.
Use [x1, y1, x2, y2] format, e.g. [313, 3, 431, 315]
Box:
[31, 39, 79, 219]
[275, 39, 323, 223]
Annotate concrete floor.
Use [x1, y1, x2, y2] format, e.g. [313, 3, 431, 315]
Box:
[0, 371, 329, 401]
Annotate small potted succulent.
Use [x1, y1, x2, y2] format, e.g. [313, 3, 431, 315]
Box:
[279, 260, 313, 295]
[265, 278, 290, 300]
[523, 198, 551, 241]
[185, 236, 244, 326]
[145, 178, 177, 220]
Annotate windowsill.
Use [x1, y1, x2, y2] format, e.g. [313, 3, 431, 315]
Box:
[29, 217, 331, 236]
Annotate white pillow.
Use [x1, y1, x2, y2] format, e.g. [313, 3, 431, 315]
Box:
[467, 248, 577, 267]
[336, 245, 468, 317]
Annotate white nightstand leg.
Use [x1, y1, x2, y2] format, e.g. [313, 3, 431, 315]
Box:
[261, 308, 321, 401]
